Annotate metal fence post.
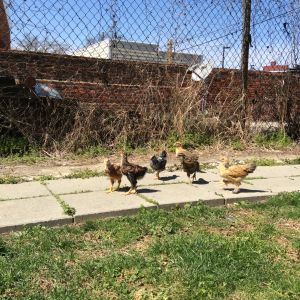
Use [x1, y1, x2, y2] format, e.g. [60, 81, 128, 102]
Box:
[241, 0, 252, 130]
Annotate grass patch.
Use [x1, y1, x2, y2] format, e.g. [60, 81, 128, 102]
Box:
[255, 130, 293, 149]
[63, 168, 103, 179]
[252, 158, 281, 166]
[44, 185, 76, 217]
[0, 175, 27, 184]
[166, 130, 214, 150]
[0, 135, 45, 165]
[53, 193, 76, 216]
[1, 193, 299, 299]
[35, 174, 57, 182]
[74, 144, 111, 158]
[284, 157, 300, 165]
[231, 139, 246, 151]
[243, 191, 300, 220]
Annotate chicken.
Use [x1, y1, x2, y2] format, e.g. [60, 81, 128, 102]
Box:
[178, 154, 201, 183]
[150, 150, 167, 179]
[104, 158, 122, 193]
[175, 142, 198, 160]
[121, 152, 147, 195]
[219, 157, 256, 194]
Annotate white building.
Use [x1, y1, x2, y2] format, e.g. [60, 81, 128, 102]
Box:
[73, 39, 202, 65]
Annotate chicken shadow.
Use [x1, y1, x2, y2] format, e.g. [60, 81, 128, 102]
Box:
[224, 187, 268, 193]
[137, 188, 160, 194]
[191, 178, 209, 185]
[117, 187, 160, 194]
[159, 175, 179, 182]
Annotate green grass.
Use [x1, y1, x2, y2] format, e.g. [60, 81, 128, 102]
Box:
[284, 157, 300, 165]
[242, 191, 300, 220]
[167, 130, 214, 150]
[43, 184, 76, 217]
[52, 193, 76, 217]
[0, 175, 27, 184]
[0, 192, 299, 299]
[255, 130, 293, 149]
[231, 139, 246, 151]
[252, 158, 281, 166]
[0, 151, 46, 165]
[63, 168, 104, 179]
[74, 144, 111, 158]
[35, 174, 57, 182]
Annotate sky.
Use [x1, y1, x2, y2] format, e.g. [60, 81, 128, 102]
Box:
[4, 0, 300, 69]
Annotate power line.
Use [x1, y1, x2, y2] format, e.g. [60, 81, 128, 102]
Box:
[177, 5, 300, 52]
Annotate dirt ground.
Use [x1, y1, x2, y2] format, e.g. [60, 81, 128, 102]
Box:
[1, 144, 299, 178]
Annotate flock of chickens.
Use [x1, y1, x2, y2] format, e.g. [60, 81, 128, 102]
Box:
[104, 142, 256, 195]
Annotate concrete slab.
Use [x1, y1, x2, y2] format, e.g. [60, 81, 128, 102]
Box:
[61, 190, 155, 222]
[0, 196, 72, 233]
[141, 170, 219, 186]
[137, 183, 224, 208]
[246, 177, 300, 194]
[252, 165, 300, 178]
[140, 171, 186, 186]
[1, 164, 299, 232]
[0, 181, 51, 200]
[46, 177, 110, 194]
[204, 180, 274, 205]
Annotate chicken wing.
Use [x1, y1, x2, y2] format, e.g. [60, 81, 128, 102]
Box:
[219, 157, 256, 193]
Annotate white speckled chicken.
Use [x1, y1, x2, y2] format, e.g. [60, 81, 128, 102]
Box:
[150, 150, 167, 179]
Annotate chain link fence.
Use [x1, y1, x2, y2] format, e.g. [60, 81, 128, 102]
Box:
[0, 0, 300, 152]
[2, 0, 298, 68]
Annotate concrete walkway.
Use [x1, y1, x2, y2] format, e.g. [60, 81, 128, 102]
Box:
[0, 165, 300, 233]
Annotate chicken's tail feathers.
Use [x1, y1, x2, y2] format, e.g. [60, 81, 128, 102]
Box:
[136, 166, 148, 179]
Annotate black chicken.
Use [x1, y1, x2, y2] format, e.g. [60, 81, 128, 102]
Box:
[120, 152, 147, 195]
[178, 153, 201, 183]
[150, 150, 167, 179]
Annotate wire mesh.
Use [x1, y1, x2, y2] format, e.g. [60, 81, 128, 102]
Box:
[0, 0, 300, 151]
[0, 0, 297, 68]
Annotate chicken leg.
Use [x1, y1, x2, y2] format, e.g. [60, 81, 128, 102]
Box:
[125, 186, 137, 195]
[155, 171, 160, 180]
[107, 179, 115, 193]
[115, 179, 121, 191]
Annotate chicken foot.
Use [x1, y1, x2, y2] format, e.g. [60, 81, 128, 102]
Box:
[124, 187, 137, 195]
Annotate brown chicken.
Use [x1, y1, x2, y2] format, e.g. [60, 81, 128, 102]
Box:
[219, 157, 256, 194]
[175, 142, 198, 160]
[121, 152, 147, 195]
[178, 154, 201, 183]
[104, 158, 122, 193]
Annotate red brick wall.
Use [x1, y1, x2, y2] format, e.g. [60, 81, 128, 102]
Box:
[0, 50, 190, 107]
[0, 50, 299, 114]
[203, 68, 300, 121]
[204, 68, 300, 104]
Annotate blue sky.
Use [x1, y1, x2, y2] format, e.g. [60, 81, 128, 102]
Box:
[5, 0, 300, 69]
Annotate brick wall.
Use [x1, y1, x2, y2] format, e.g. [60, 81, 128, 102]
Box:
[204, 68, 300, 103]
[0, 50, 190, 107]
[203, 68, 300, 121]
[0, 50, 299, 114]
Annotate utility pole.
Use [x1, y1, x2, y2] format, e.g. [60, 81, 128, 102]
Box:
[241, 0, 252, 130]
[167, 39, 173, 64]
[221, 46, 230, 68]
[0, 0, 11, 49]
[110, 0, 118, 39]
